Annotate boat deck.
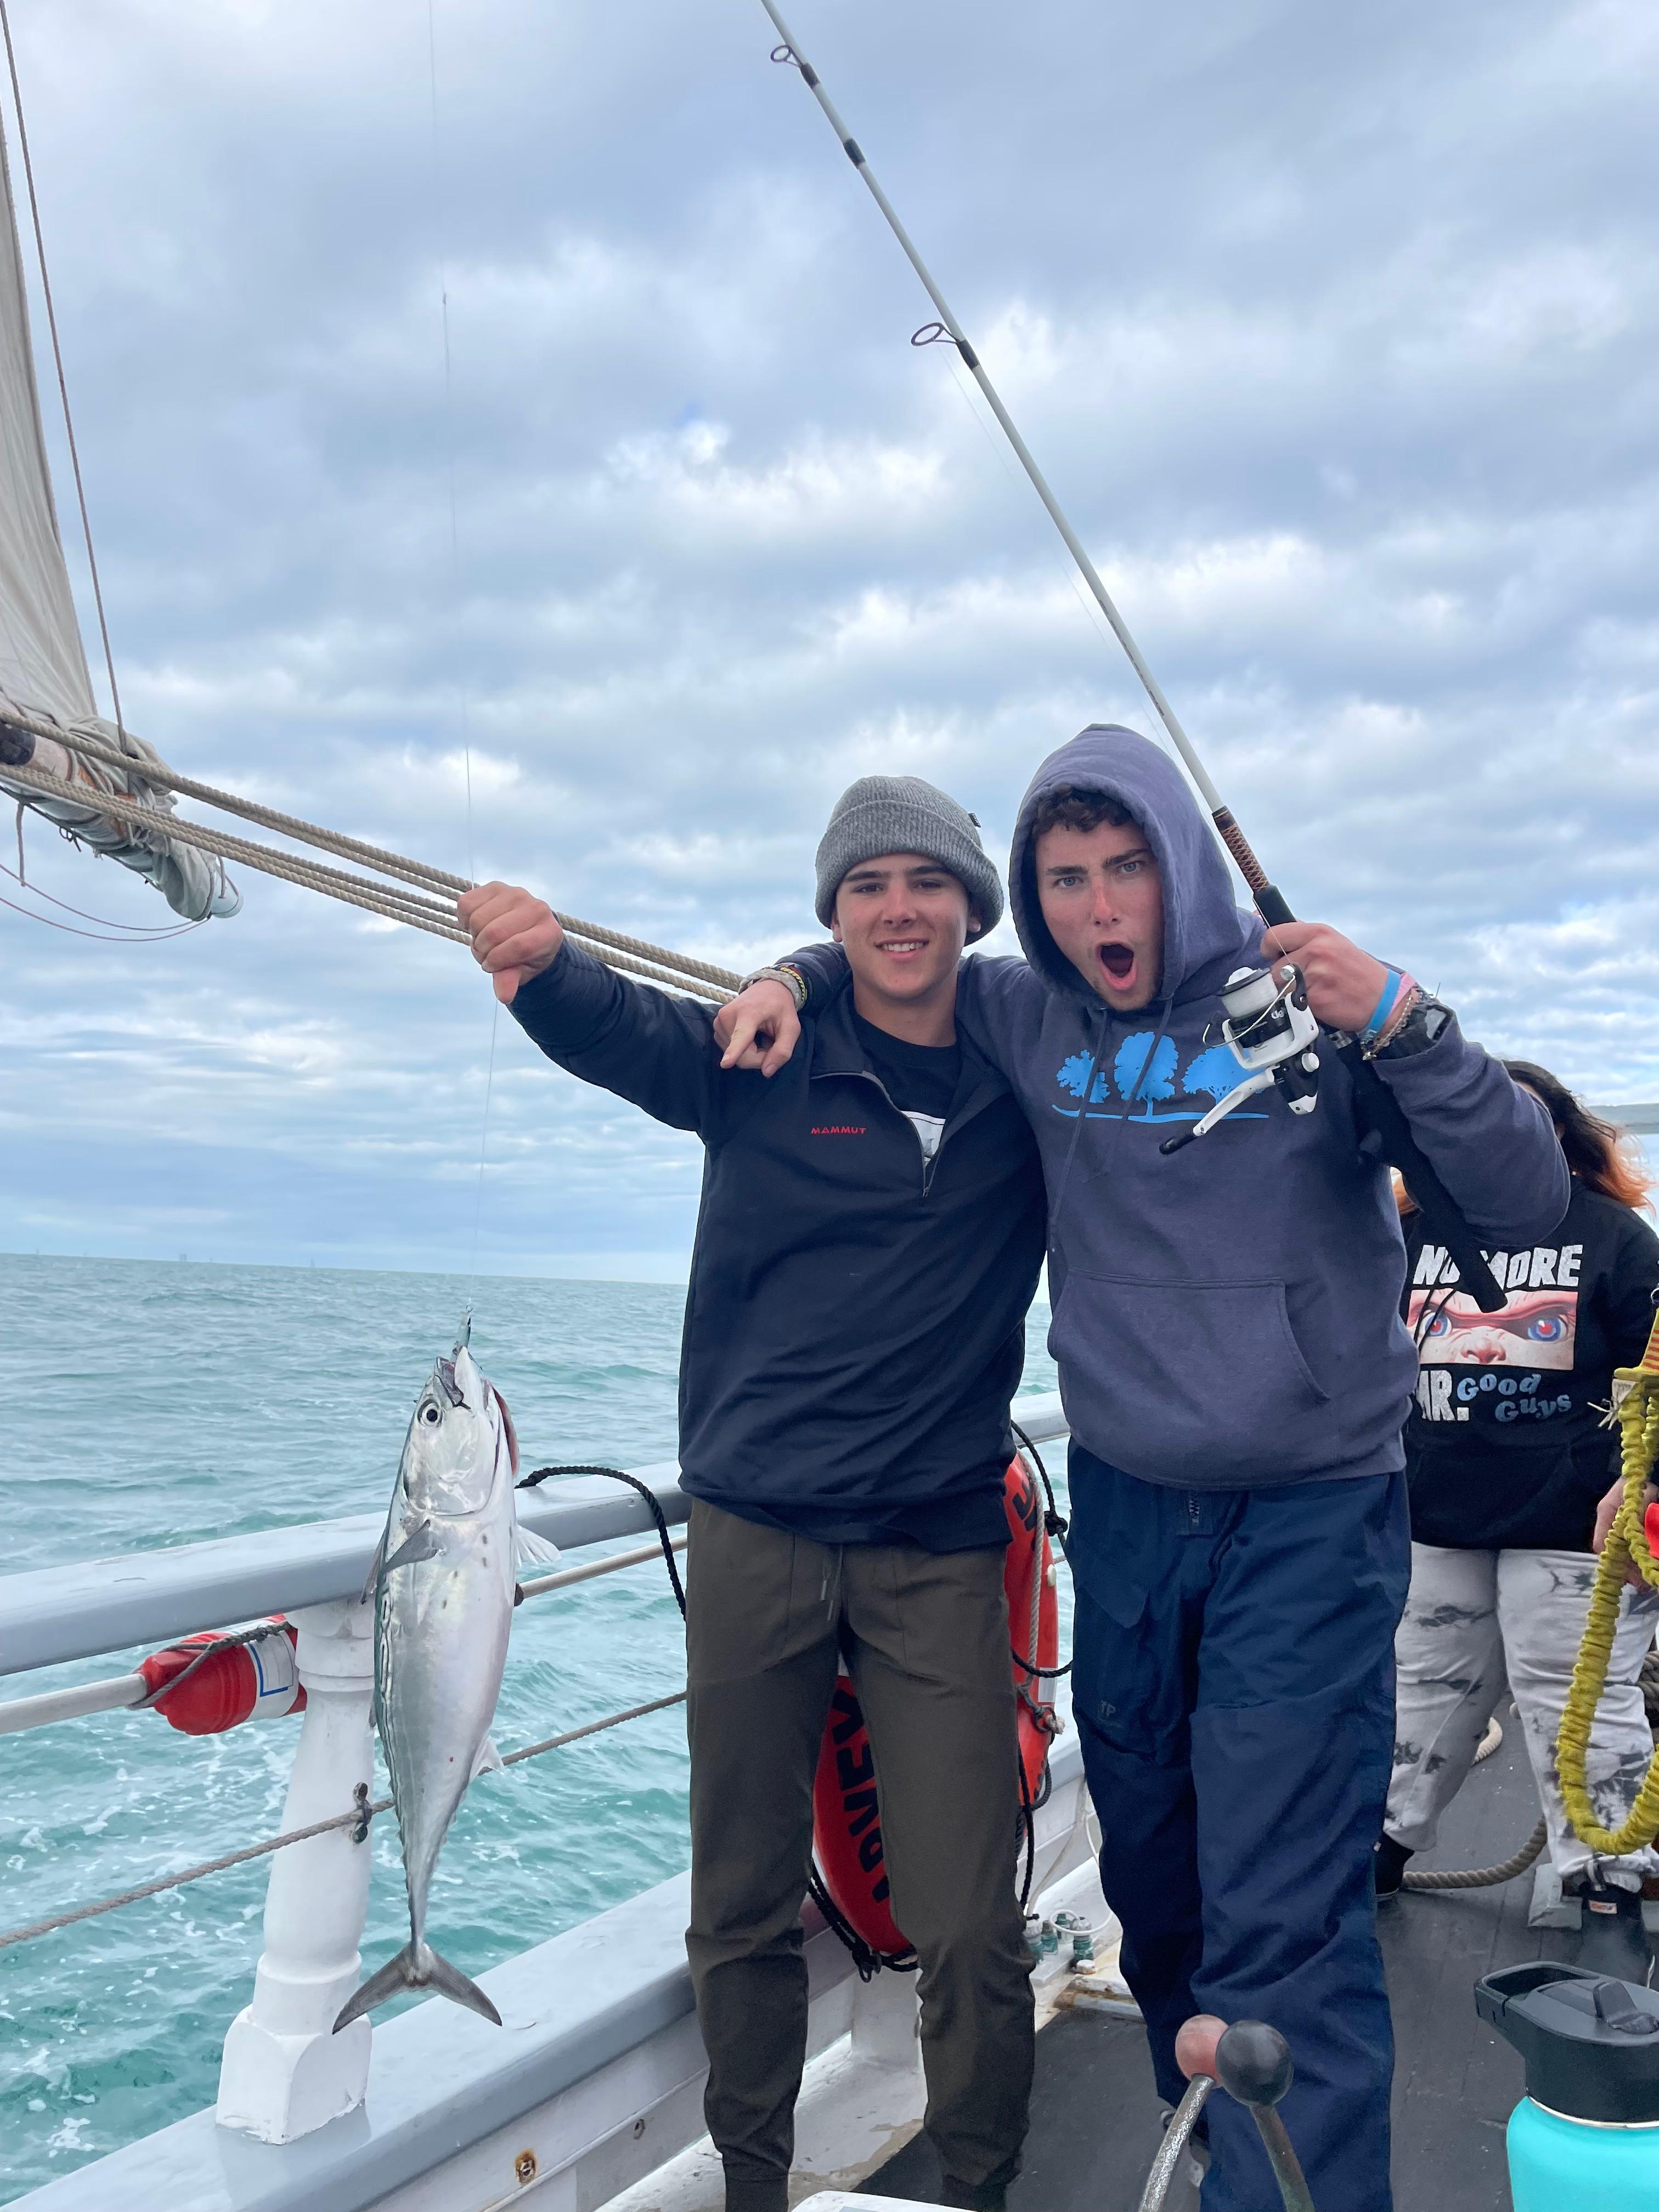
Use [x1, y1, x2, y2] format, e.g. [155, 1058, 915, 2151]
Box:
[866, 1723, 1578, 2211]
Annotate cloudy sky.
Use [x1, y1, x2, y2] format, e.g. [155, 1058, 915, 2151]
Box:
[1, 0, 1655, 1280]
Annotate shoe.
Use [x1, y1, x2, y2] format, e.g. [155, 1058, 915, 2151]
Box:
[939, 2176, 1007, 2211]
[1374, 1833, 1414, 1901]
[1566, 1875, 1650, 1980]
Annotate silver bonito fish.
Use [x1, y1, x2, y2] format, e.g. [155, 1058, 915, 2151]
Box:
[334, 1331, 551, 2031]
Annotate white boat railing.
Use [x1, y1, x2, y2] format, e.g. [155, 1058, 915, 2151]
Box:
[2, 1394, 1074, 2202]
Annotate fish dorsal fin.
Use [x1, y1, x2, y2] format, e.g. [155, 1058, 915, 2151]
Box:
[470, 1735, 505, 1782]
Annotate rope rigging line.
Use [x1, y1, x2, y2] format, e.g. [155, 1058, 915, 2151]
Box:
[4, 712, 744, 990]
[0, 1689, 689, 1954]
[0, 875, 204, 943]
[0, 738, 739, 1000]
[0, 761, 469, 939]
[1401, 1816, 1547, 1893]
[0, 843, 206, 938]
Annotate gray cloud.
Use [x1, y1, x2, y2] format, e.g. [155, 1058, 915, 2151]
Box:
[3, 0, 1656, 1276]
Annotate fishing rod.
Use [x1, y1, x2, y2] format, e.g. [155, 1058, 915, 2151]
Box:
[757, 1, 1507, 1312]
[757, 0, 1273, 909]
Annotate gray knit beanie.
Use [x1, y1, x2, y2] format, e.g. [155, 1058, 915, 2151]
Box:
[814, 775, 1003, 941]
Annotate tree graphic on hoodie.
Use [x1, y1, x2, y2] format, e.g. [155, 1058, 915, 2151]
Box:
[1114, 1031, 1179, 1116]
[1183, 1044, 1241, 1105]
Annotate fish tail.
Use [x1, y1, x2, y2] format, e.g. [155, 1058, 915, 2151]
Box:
[332, 1944, 419, 2032]
[423, 1946, 504, 2025]
[331, 1939, 502, 2034]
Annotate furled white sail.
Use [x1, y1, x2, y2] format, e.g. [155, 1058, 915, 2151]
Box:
[0, 113, 236, 920]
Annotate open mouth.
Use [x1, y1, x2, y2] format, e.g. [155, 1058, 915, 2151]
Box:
[1097, 942, 1136, 985]
[877, 939, 928, 959]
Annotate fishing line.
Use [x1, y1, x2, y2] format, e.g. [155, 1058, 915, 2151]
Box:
[467, 997, 500, 1305]
[422, 0, 495, 1304]
[425, 0, 475, 891]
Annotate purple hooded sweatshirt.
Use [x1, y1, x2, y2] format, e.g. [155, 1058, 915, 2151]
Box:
[788, 724, 1568, 1489]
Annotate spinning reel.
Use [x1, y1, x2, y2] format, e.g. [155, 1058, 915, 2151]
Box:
[1160, 963, 1321, 1156]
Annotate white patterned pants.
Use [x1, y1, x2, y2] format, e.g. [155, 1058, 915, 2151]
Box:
[1386, 1542, 1659, 1889]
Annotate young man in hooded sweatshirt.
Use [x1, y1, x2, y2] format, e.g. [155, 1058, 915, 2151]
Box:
[719, 725, 1568, 2212]
[459, 776, 1047, 2212]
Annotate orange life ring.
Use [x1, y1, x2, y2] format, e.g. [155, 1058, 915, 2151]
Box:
[810, 1453, 1059, 1963]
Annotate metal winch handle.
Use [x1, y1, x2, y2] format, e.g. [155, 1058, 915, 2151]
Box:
[1213, 2020, 1317, 2212]
[1136, 2073, 1213, 2211]
[1137, 2015, 1227, 2212]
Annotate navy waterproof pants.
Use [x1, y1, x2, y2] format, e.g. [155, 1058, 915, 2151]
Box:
[1066, 1444, 1410, 2212]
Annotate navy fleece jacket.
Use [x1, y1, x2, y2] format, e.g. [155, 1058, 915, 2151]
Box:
[507, 942, 1046, 1544]
[783, 725, 1570, 1489]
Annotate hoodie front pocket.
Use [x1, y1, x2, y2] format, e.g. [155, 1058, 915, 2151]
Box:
[1049, 1274, 1334, 1485]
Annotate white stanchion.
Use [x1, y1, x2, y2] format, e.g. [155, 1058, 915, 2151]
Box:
[216, 1596, 376, 2142]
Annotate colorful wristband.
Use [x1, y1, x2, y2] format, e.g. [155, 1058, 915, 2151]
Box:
[1361, 967, 1407, 1045]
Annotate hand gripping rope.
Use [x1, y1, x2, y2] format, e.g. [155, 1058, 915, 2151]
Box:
[1558, 1306, 1659, 1855]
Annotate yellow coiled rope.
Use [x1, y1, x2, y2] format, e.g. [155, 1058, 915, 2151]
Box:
[1558, 1307, 1659, 1853]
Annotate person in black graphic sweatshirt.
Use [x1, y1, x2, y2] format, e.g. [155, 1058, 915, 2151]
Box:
[1379, 1064, 1659, 1932]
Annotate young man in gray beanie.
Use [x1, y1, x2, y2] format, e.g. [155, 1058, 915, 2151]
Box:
[459, 776, 1046, 2212]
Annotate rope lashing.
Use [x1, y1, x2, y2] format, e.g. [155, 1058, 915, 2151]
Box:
[1558, 1307, 1659, 1854]
[1, 718, 740, 1002]
[19, 712, 747, 990]
[0, 759, 470, 943]
[0, 1689, 687, 1953]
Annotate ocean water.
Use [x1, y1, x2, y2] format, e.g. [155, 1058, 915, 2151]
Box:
[0, 1253, 1061, 2202]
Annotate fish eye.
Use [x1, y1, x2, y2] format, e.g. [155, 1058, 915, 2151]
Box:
[419, 1398, 443, 1425]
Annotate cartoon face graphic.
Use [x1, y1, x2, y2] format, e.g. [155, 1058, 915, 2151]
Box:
[1407, 1287, 1578, 1370]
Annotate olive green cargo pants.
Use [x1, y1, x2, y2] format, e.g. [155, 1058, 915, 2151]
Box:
[684, 1499, 1035, 2212]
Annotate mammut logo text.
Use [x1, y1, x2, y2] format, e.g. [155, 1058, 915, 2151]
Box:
[811, 1125, 866, 1137]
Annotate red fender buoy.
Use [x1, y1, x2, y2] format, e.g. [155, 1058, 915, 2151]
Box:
[811, 1455, 1059, 1961]
[138, 1619, 306, 1736]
